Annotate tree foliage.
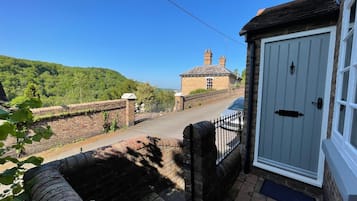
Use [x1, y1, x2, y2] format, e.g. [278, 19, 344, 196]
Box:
[241, 68, 246, 84]
[235, 68, 246, 88]
[0, 98, 53, 200]
[136, 83, 156, 112]
[10, 83, 40, 106]
[0, 55, 175, 111]
[135, 83, 175, 112]
[153, 88, 174, 112]
[0, 55, 136, 106]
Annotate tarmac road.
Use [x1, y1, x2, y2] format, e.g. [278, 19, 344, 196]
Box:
[37, 96, 239, 163]
[0, 93, 244, 197]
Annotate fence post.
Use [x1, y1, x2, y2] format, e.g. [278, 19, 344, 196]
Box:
[174, 93, 184, 111]
[121, 93, 137, 126]
[183, 121, 218, 201]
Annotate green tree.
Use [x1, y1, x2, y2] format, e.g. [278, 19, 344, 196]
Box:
[73, 72, 88, 103]
[153, 89, 174, 112]
[0, 55, 176, 109]
[0, 98, 53, 200]
[241, 68, 246, 85]
[0, 55, 135, 106]
[24, 83, 40, 99]
[10, 83, 41, 106]
[136, 83, 155, 112]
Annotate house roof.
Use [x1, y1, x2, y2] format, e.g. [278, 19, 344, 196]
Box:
[239, 0, 339, 36]
[0, 82, 8, 102]
[180, 65, 235, 77]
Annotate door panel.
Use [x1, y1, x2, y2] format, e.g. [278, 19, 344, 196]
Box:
[258, 33, 330, 179]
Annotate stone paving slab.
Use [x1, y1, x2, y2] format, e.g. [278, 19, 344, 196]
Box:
[140, 188, 184, 201]
[225, 172, 324, 201]
[224, 172, 277, 201]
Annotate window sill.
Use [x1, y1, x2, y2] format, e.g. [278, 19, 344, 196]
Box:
[322, 140, 357, 201]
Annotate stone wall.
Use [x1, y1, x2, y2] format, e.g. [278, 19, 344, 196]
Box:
[24, 137, 184, 201]
[18, 99, 135, 155]
[175, 87, 244, 111]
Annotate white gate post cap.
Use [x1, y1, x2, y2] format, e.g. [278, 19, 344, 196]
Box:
[121, 93, 137, 100]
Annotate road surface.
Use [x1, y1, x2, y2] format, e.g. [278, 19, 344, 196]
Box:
[37, 96, 239, 163]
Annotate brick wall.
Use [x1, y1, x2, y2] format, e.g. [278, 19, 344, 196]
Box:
[183, 121, 241, 201]
[323, 2, 344, 201]
[24, 137, 184, 201]
[323, 163, 343, 201]
[181, 75, 234, 96]
[175, 87, 244, 111]
[16, 99, 135, 156]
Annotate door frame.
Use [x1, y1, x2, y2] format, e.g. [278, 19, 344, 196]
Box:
[253, 26, 336, 187]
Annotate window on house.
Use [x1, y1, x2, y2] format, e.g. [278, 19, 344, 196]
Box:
[206, 78, 213, 89]
[332, 0, 357, 168]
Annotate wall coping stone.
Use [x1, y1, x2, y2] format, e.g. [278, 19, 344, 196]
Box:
[121, 93, 137, 100]
[31, 99, 127, 118]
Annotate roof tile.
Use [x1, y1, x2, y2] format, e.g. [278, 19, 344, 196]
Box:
[181, 65, 234, 77]
[240, 0, 339, 35]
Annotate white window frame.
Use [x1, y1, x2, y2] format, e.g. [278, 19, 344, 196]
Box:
[331, 0, 357, 176]
[206, 77, 213, 89]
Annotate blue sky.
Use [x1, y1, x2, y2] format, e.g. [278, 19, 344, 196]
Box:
[0, 0, 289, 89]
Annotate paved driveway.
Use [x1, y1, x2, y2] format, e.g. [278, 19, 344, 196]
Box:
[36, 96, 239, 163]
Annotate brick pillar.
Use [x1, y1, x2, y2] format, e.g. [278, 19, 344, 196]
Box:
[174, 93, 184, 112]
[183, 121, 218, 201]
[121, 93, 137, 127]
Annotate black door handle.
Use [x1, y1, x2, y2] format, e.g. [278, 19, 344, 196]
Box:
[312, 97, 323, 110]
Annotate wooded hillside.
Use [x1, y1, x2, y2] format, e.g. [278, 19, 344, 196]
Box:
[0, 55, 174, 109]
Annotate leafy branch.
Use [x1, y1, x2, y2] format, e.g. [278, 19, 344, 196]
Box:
[0, 98, 53, 200]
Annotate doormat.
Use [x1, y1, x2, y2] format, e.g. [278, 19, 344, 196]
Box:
[260, 179, 315, 201]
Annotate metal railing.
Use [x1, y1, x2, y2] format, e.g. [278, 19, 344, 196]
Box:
[212, 111, 244, 165]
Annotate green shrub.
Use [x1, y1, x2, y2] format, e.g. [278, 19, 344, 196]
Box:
[189, 88, 216, 95]
[0, 98, 53, 200]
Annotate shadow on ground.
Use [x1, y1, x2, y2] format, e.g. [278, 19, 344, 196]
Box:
[24, 136, 185, 201]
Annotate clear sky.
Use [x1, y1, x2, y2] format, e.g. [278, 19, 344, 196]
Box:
[0, 0, 290, 90]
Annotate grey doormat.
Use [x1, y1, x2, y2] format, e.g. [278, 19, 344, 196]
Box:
[260, 179, 315, 201]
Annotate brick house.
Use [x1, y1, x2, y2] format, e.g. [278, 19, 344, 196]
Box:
[180, 49, 237, 96]
[240, 0, 356, 200]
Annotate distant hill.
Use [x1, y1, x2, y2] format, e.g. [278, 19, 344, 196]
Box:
[0, 55, 138, 106]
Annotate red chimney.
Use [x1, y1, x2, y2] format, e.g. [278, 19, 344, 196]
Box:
[204, 49, 212, 65]
[219, 56, 226, 68]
